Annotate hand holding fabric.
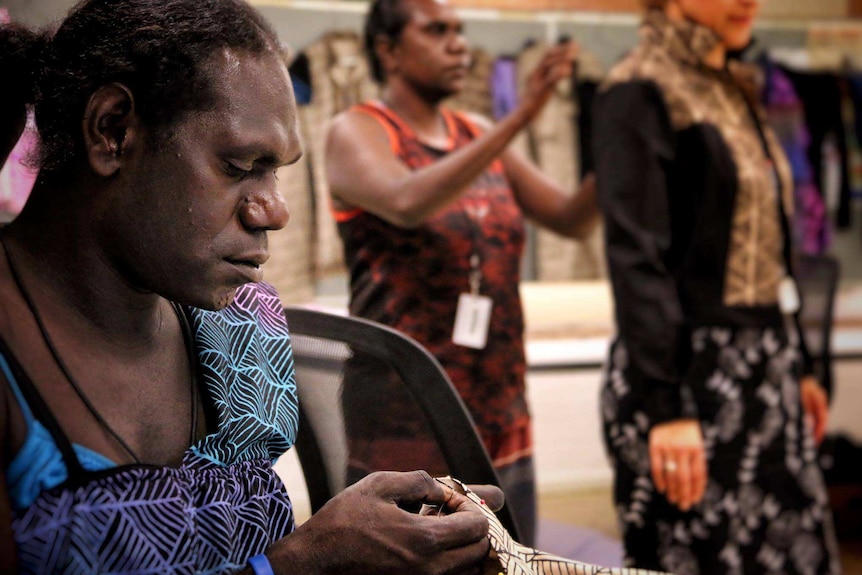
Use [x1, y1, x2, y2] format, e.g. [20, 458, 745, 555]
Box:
[269, 470, 491, 575]
[435, 477, 672, 575]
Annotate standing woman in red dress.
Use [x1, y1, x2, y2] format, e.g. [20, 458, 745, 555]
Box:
[326, 0, 599, 545]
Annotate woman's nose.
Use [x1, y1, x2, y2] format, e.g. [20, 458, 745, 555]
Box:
[239, 182, 290, 232]
[450, 32, 468, 54]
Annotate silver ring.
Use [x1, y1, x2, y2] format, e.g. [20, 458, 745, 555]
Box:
[664, 460, 678, 473]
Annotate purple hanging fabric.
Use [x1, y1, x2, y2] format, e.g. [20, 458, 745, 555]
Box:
[764, 63, 830, 255]
[491, 56, 519, 121]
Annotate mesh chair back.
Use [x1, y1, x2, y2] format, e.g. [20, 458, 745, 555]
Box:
[283, 306, 522, 540]
[795, 253, 840, 397]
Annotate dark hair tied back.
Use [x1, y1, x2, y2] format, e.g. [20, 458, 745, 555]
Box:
[14, 0, 282, 174]
[0, 25, 48, 114]
[364, 0, 411, 83]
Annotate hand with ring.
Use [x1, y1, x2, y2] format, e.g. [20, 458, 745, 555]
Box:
[648, 419, 707, 511]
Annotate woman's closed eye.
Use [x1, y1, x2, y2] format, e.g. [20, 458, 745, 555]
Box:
[224, 162, 279, 181]
[224, 161, 253, 180]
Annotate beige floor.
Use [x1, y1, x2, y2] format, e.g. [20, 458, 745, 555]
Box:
[539, 487, 619, 540]
[538, 486, 862, 574]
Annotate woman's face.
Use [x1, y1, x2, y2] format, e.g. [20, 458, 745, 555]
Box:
[384, 0, 470, 99]
[107, 48, 302, 310]
[672, 0, 761, 51]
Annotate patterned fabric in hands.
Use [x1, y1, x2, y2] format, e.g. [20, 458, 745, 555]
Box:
[603, 9, 794, 308]
[602, 327, 841, 575]
[434, 477, 670, 575]
[334, 101, 530, 447]
[11, 282, 298, 574]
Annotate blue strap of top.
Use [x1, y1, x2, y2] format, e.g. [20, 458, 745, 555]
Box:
[1, 354, 116, 510]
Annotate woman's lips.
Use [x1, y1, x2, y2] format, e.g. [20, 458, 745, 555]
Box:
[729, 15, 753, 26]
[226, 254, 267, 282]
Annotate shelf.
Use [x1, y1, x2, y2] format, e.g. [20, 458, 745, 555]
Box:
[251, 0, 368, 13]
[249, 0, 862, 30]
[250, 0, 637, 23]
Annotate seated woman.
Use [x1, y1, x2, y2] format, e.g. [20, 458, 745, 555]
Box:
[0, 1, 499, 573]
[0, 1, 675, 573]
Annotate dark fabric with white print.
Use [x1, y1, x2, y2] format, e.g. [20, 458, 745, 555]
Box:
[602, 326, 841, 575]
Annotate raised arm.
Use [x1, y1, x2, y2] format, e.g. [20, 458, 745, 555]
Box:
[453, 52, 600, 240]
[488, 40, 599, 240]
[325, 43, 576, 229]
[493, 124, 599, 239]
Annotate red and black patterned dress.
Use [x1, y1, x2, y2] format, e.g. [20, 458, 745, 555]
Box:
[333, 101, 535, 543]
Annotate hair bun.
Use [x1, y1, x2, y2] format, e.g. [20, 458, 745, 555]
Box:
[0, 24, 49, 108]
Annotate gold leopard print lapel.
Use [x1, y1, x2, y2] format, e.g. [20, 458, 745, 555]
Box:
[604, 10, 794, 308]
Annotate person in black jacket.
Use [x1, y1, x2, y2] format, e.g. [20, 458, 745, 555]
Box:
[592, 0, 840, 573]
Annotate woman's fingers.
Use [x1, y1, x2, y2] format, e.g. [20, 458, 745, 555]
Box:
[658, 446, 708, 511]
[674, 453, 692, 510]
[650, 445, 668, 494]
[466, 484, 505, 512]
[649, 419, 708, 511]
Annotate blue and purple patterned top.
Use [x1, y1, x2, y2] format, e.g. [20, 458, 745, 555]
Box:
[2, 282, 299, 574]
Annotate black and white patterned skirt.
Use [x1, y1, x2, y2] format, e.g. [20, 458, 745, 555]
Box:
[601, 325, 842, 575]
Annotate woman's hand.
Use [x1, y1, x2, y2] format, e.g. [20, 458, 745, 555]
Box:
[801, 375, 829, 445]
[464, 484, 505, 513]
[518, 41, 579, 123]
[268, 470, 492, 575]
[648, 419, 707, 512]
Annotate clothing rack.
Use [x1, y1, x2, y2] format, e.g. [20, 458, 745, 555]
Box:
[766, 29, 862, 73]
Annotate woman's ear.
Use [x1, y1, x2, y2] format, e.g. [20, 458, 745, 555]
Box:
[82, 83, 138, 177]
[375, 34, 399, 80]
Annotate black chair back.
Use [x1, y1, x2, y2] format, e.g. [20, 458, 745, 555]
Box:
[283, 305, 522, 540]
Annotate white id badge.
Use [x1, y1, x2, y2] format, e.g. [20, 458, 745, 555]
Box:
[778, 276, 801, 315]
[452, 293, 493, 349]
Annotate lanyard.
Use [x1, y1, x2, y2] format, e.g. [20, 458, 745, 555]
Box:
[463, 199, 488, 296]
